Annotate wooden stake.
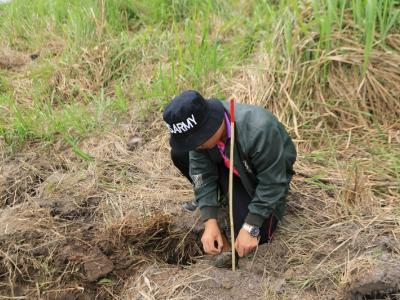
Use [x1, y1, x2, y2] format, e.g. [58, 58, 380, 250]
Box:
[229, 97, 236, 271]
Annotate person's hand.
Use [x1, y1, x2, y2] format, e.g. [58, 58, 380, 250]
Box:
[235, 228, 258, 257]
[201, 219, 224, 255]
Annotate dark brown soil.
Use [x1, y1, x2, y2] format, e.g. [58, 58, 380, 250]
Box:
[346, 260, 400, 300]
[0, 210, 202, 299]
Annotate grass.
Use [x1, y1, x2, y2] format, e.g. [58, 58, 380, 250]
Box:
[0, 87, 128, 150]
[1, 0, 398, 148]
[0, 0, 399, 298]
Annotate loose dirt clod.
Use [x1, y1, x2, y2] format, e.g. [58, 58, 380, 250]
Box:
[57, 242, 114, 282]
[347, 260, 400, 299]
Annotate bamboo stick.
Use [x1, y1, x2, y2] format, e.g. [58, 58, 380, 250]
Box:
[229, 97, 236, 271]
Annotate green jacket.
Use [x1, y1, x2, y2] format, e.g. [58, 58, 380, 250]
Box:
[189, 101, 296, 227]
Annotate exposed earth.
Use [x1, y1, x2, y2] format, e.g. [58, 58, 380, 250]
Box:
[1, 125, 399, 299]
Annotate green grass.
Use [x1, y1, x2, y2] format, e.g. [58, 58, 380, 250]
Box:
[0, 87, 128, 149]
[0, 0, 399, 149]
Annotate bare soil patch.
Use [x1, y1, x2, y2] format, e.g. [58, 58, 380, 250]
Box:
[346, 260, 400, 300]
[0, 207, 201, 299]
[1, 122, 399, 299]
[0, 136, 202, 298]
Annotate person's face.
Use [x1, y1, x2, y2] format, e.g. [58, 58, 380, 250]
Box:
[197, 120, 225, 150]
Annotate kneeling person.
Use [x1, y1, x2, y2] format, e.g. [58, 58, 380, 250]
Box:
[163, 90, 296, 261]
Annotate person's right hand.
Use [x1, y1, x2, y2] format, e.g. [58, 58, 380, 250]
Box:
[201, 219, 224, 255]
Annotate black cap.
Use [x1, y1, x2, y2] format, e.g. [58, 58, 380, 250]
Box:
[163, 90, 224, 152]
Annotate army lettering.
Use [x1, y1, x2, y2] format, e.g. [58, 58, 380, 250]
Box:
[167, 114, 197, 134]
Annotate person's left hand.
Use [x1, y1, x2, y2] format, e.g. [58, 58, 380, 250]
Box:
[235, 228, 259, 257]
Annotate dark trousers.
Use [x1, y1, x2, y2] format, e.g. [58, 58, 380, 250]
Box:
[171, 150, 278, 244]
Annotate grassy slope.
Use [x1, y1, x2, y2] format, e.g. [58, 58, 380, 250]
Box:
[0, 0, 399, 298]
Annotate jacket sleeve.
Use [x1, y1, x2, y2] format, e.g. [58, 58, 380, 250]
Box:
[245, 121, 289, 227]
[189, 150, 220, 222]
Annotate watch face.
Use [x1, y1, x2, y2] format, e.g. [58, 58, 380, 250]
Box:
[250, 226, 260, 237]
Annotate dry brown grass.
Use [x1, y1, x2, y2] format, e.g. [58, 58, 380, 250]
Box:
[0, 105, 399, 299]
[221, 27, 400, 139]
[0, 115, 204, 298]
[0, 47, 31, 70]
[1, 3, 399, 299]
[0, 202, 200, 299]
[1, 57, 399, 298]
[209, 27, 400, 298]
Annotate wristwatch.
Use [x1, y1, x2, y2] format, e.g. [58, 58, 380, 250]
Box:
[242, 223, 260, 237]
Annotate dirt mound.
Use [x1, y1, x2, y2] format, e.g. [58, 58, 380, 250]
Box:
[346, 260, 400, 300]
[0, 213, 202, 299]
[37, 171, 101, 220]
